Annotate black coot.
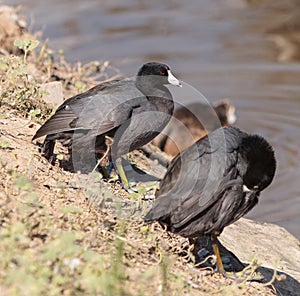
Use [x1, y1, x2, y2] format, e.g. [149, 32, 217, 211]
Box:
[33, 62, 181, 188]
[145, 126, 276, 274]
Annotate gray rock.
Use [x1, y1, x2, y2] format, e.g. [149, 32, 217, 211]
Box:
[220, 218, 300, 296]
[40, 81, 64, 107]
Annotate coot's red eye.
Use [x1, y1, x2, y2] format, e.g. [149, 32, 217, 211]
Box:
[159, 71, 165, 75]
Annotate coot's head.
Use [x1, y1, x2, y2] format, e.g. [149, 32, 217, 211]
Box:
[213, 99, 237, 126]
[239, 134, 276, 191]
[137, 62, 182, 87]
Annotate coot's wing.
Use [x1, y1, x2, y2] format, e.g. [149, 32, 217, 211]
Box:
[145, 127, 243, 227]
[33, 79, 144, 140]
[32, 80, 121, 140]
[32, 108, 79, 140]
[170, 166, 241, 229]
[172, 176, 253, 237]
[213, 189, 258, 231]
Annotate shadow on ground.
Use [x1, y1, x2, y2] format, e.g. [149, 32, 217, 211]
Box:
[194, 237, 300, 296]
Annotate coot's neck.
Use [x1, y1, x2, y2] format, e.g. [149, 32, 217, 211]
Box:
[135, 76, 171, 98]
[135, 76, 174, 116]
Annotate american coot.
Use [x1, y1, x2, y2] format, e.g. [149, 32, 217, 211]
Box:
[152, 99, 236, 156]
[32, 62, 182, 188]
[145, 126, 276, 275]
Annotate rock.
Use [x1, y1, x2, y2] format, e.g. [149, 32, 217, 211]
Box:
[0, 6, 24, 35]
[0, 5, 34, 55]
[220, 218, 300, 296]
[40, 81, 64, 107]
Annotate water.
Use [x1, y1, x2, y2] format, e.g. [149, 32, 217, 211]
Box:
[7, 0, 300, 239]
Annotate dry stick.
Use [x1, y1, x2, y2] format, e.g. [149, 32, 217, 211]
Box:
[238, 258, 261, 284]
[180, 243, 194, 261]
[92, 136, 112, 173]
[261, 259, 285, 287]
[193, 257, 216, 272]
[139, 144, 172, 168]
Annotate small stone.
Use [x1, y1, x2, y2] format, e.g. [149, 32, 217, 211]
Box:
[197, 248, 210, 258]
[40, 81, 64, 107]
[69, 181, 79, 189]
[221, 256, 231, 264]
[143, 193, 154, 200]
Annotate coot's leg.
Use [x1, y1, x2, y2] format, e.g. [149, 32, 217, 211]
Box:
[106, 160, 114, 177]
[210, 234, 264, 282]
[115, 157, 130, 189]
[211, 233, 225, 274]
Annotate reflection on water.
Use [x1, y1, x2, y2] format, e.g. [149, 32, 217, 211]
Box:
[6, 0, 300, 239]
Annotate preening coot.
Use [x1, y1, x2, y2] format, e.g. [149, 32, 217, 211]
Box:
[145, 126, 276, 274]
[32, 62, 182, 188]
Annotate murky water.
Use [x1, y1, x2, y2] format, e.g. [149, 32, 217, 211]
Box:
[7, 0, 300, 239]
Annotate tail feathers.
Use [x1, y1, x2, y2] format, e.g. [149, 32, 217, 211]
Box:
[144, 198, 171, 222]
[32, 109, 78, 140]
[144, 209, 155, 222]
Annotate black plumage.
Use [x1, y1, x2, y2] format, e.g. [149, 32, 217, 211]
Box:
[32, 62, 181, 187]
[145, 126, 276, 273]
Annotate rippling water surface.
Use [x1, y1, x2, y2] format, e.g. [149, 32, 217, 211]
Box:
[7, 0, 300, 238]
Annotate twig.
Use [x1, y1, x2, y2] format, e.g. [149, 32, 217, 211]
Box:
[92, 136, 112, 173]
